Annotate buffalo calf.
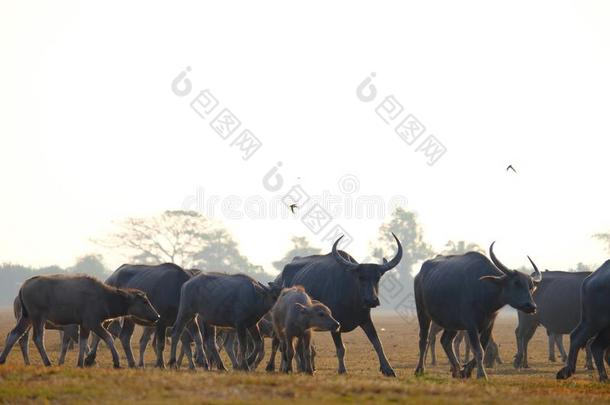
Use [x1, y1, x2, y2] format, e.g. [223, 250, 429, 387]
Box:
[0, 274, 159, 368]
[268, 286, 339, 374]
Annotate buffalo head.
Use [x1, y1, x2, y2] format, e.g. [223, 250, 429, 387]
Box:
[126, 289, 160, 324]
[480, 242, 541, 314]
[332, 233, 403, 309]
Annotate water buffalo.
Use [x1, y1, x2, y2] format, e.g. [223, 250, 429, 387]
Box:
[514, 270, 593, 369]
[270, 286, 339, 374]
[414, 242, 541, 380]
[276, 234, 403, 376]
[557, 260, 610, 381]
[85, 263, 204, 368]
[0, 274, 159, 368]
[11, 296, 122, 365]
[168, 273, 281, 371]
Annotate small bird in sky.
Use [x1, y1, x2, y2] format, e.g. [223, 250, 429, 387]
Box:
[289, 204, 298, 214]
[506, 165, 517, 173]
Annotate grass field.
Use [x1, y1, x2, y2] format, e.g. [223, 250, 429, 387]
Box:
[0, 310, 608, 404]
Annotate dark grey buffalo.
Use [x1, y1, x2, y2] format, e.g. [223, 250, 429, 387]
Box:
[557, 260, 610, 381]
[11, 296, 121, 365]
[168, 273, 281, 371]
[0, 274, 159, 367]
[275, 234, 403, 376]
[414, 242, 541, 380]
[85, 263, 203, 368]
[514, 270, 593, 369]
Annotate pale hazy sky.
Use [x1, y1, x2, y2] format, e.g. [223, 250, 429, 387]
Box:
[1, 1, 609, 274]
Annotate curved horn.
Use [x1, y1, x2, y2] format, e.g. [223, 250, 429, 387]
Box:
[332, 236, 358, 270]
[489, 241, 511, 275]
[380, 233, 403, 273]
[527, 255, 542, 282]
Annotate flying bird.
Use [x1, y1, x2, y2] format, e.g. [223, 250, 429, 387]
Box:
[289, 204, 298, 214]
[506, 165, 517, 173]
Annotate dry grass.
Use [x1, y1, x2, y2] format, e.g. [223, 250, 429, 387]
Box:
[0, 310, 608, 404]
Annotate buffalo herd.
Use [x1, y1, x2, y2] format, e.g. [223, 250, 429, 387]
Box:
[1, 236, 609, 382]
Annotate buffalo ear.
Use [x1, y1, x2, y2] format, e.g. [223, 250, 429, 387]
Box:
[294, 303, 308, 314]
[479, 275, 506, 285]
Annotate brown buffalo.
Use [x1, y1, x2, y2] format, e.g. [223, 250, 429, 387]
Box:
[269, 286, 339, 374]
[0, 274, 159, 368]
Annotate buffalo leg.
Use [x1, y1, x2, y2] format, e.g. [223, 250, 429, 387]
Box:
[0, 316, 32, 364]
[138, 326, 155, 367]
[557, 321, 598, 379]
[425, 332, 437, 366]
[266, 336, 279, 372]
[204, 324, 226, 371]
[247, 324, 263, 369]
[31, 319, 51, 367]
[439, 329, 460, 377]
[464, 328, 486, 379]
[18, 330, 30, 365]
[77, 326, 90, 367]
[154, 323, 168, 368]
[591, 327, 610, 381]
[169, 306, 196, 368]
[301, 331, 313, 374]
[555, 334, 567, 362]
[91, 323, 121, 368]
[283, 335, 295, 374]
[331, 331, 347, 374]
[585, 339, 595, 370]
[515, 322, 536, 369]
[414, 294, 431, 376]
[58, 328, 72, 365]
[223, 332, 240, 369]
[84, 333, 101, 367]
[118, 319, 137, 368]
[236, 326, 250, 371]
[360, 317, 395, 377]
[453, 332, 462, 363]
[548, 333, 557, 362]
[185, 320, 207, 369]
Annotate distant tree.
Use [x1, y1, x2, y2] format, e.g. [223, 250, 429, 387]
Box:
[67, 254, 109, 279]
[272, 236, 321, 273]
[192, 228, 268, 280]
[0, 263, 65, 306]
[370, 207, 433, 307]
[442, 240, 484, 255]
[95, 210, 211, 267]
[593, 233, 610, 254]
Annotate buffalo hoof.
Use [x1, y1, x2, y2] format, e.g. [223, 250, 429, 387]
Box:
[585, 364, 595, 371]
[167, 360, 178, 370]
[265, 364, 275, 373]
[556, 367, 572, 380]
[83, 356, 96, 367]
[113, 364, 121, 369]
[381, 365, 396, 377]
[549, 357, 557, 363]
[414, 367, 425, 377]
[338, 366, 347, 375]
